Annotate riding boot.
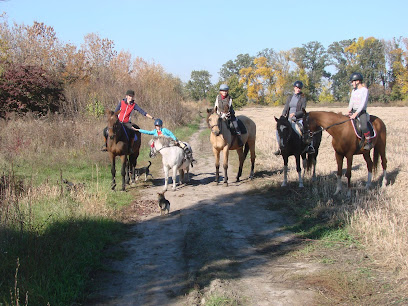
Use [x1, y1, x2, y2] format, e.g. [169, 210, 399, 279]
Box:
[363, 132, 372, 150]
[274, 149, 282, 156]
[233, 120, 244, 147]
[101, 141, 107, 152]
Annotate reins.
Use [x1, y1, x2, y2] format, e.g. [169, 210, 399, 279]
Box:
[310, 118, 351, 136]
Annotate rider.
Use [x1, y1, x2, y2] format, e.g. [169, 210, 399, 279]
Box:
[347, 72, 372, 150]
[133, 118, 197, 167]
[274, 80, 314, 155]
[214, 84, 243, 147]
[101, 89, 155, 153]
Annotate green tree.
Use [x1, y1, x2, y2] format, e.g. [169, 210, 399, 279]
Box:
[292, 41, 330, 102]
[185, 70, 212, 101]
[219, 53, 254, 81]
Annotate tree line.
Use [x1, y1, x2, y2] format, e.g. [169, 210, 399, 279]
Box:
[1, 15, 407, 121]
[0, 16, 188, 126]
[186, 37, 408, 107]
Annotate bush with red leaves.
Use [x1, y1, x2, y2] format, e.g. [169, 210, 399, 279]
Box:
[0, 62, 64, 118]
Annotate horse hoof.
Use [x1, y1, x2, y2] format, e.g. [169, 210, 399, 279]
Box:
[131, 182, 136, 187]
[281, 182, 287, 187]
[223, 182, 228, 187]
[236, 178, 240, 183]
[299, 184, 304, 188]
[213, 181, 219, 186]
[111, 184, 116, 190]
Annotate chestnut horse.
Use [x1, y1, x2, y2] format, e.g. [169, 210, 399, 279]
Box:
[304, 111, 387, 197]
[106, 110, 141, 191]
[206, 108, 256, 186]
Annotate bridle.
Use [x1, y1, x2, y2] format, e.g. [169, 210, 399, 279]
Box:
[305, 114, 351, 136]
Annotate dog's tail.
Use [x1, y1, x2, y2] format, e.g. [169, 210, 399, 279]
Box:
[148, 160, 152, 167]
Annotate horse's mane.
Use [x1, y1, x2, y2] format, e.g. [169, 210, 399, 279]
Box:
[154, 135, 176, 147]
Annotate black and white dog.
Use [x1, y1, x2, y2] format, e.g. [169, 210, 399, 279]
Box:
[135, 161, 153, 181]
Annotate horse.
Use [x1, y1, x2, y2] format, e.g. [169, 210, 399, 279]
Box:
[275, 115, 322, 188]
[149, 136, 191, 191]
[304, 110, 387, 197]
[206, 108, 256, 186]
[106, 110, 141, 191]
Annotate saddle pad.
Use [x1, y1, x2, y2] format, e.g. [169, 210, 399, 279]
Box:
[351, 119, 376, 139]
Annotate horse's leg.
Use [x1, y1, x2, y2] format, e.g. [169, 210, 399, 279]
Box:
[312, 156, 317, 181]
[236, 147, 244, 182]
[172, 165, 178, 191]
[363, 152, 373, 190]
[296, 154, 304, 188]
[301, 153, 307, 181]
[222, 146, 229, 186]
[249, 140, 256, 179]
[345, 154, 354, 198]
[110, 154, 116, 191]
[120, 155, 127, 191]
[213, 147, 220, 185]
[282, 156, 288, 187]
[334, 152, 344, 195]
[163, 166, 169, 191]
[179, 169, 184, 184]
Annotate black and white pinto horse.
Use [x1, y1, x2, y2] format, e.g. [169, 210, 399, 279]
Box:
[275, 115, 321, 187]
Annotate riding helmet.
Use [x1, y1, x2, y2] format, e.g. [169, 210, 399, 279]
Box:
[219, 84, 229, 91]
[349, 72, 363, 82]
[293, 81, 303, 89]
[154, 118, 163, 126]
[126, 89, 135, 96]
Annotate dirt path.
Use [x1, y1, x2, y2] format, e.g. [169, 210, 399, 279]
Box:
[87, 109, 319, 305]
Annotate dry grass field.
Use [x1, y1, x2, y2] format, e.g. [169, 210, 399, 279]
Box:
[245, 105, 408, 285]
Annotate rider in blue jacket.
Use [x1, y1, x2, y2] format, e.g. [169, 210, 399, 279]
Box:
[133, 119, 196, 166]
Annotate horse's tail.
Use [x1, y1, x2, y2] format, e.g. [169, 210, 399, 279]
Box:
[243, 142, 250, 160]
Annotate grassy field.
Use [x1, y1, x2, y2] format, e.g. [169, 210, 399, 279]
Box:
[0, 104, 407, 304]
[248, 105, 408, 302]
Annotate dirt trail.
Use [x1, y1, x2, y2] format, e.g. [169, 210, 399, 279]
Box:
[87, 108, 319, 305]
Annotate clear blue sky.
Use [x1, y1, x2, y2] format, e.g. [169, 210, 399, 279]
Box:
[1, 0, 407, 83]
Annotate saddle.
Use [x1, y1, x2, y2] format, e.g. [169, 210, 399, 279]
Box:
[351, 118, 376, 140]
[226, 118, 247, 135]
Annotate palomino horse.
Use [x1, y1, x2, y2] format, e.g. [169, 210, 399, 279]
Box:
[106, 110, 141, 191]
[149, 136, 192, 191]
[275, 115, 322, 187]
[206, 108, 256, 186]
[304, 111, 387, 197]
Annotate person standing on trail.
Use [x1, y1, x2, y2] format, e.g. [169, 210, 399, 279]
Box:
[133, 118, 196, 167]
[347, 72, 372, 150]
[214, 84, 243, 147]
[274, 80, 315, 155]
[101, 89, 155, 153]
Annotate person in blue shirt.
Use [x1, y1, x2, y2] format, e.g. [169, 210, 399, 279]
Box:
[133, 118, 196, 166]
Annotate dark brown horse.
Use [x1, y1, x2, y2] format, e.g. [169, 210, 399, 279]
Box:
[304, 110, 387, 197]
[106, 110, 141, 191]
[275, 115, 322, 188]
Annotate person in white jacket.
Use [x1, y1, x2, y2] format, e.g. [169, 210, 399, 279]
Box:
[347, 73, 372, 150]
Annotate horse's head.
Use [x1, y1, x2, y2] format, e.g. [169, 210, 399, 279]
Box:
[149, 136, 175, 157]
[275, 115, 292, 149]
[106, 110, 121, 139]
[207, 108, 222, 136]
[301, 110, 313, 145]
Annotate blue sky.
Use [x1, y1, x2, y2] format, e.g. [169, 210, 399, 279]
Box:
[1, 0, 407, 83]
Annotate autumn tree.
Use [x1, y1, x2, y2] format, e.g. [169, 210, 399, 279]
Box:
[0, 62, 64, 118]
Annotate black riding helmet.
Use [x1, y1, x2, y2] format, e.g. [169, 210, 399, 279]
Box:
[293, 80, 303, 89]
[349, 72, 363, 82]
